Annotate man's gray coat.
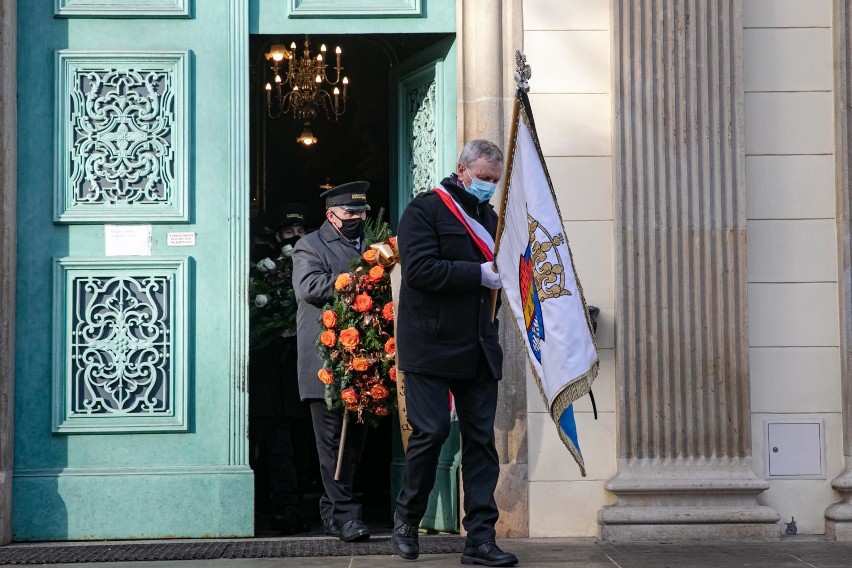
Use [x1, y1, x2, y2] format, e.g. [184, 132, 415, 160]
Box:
[292, 221, 364, 400]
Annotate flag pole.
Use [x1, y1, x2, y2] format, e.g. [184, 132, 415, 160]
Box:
[490, 91, 522, 322]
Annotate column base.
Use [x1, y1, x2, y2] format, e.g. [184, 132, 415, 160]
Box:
[599, 459, 780, 542]
[825, 467, 852, 541]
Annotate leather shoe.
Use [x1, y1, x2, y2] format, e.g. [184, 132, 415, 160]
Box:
[339, 518, 370, 542]
[390, 511, 419, 560]
[322, 517, 340, 537]
[461, 542, 518, 567]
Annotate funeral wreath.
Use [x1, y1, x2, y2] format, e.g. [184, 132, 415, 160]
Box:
[316, 216, 398, 427]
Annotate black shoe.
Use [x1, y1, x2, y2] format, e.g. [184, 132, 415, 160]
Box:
[322, 517, 340, 537]
[339, 518, 370, 542]
[461, 542, 519, 567]
[390, 511, 419, 560]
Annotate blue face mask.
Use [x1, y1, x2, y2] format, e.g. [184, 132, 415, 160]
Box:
[463, 171, 497, 203]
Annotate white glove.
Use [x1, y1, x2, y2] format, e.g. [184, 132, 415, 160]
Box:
[480, 261, 502, 290]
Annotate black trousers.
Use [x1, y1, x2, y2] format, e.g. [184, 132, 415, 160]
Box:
[309, 400, 368, 523]
[250, 416, 300, 513]
[395, 371, 500, 546]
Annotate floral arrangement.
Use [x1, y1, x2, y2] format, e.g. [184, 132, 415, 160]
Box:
[249, 244, 298, 351]
[316, 217, 398, 427]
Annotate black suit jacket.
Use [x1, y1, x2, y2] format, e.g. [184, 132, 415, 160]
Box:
[396, 177, 502, 380]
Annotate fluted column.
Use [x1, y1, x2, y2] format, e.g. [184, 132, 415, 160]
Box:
[458, 0, 528, 537]
[0, 0, 16, 546]
[599, 0, 779, 540]
[826, 0, 852, 541]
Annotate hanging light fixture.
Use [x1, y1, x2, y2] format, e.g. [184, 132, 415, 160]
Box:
[264, 35, 349, 146]
[295, 121, 318, 146]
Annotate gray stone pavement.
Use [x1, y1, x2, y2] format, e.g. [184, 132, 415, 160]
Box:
[16, 537, 852, 568]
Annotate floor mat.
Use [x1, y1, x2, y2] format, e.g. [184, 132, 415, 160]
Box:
[0, 535, 465, 564]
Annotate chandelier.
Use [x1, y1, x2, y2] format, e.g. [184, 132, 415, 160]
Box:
[264, 36, 349, 145]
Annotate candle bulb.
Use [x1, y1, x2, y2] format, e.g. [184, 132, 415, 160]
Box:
[335, 46, 341, 68]
[265, 83, 272, 106]
[320, 44, 327, 53]
[290, 41, 296, 50]
[317, 53, 323, 62]
[342, 76, 348, 97]
[333, 86, 340, 109]
[315, 74, 322, 84]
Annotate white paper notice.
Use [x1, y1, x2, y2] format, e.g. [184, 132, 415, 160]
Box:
[104, 225, 152, 256]
[167, 232, 196, 247]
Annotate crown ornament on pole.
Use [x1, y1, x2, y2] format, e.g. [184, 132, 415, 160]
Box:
[514, 50, 531, 93]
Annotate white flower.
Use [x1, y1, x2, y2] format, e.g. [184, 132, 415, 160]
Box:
[254, 294, 270, 308]
[281, 244, 294, 257]
[256, 257, 276, 273]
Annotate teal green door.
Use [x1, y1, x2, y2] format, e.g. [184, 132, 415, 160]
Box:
[14, 1, 253, 540]
[389, 38, 461, 533]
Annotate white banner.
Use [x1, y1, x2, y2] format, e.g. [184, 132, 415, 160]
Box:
[496, 99, 599, 476]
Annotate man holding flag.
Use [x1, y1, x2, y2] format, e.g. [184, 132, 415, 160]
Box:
[391, 140, 518, 567]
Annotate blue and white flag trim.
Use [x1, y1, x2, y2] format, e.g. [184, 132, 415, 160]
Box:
[495, 75, 599, 477]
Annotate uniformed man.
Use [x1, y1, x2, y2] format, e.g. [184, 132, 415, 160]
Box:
[390, 140, 518, 566]
[249, 202, 311, 535]
[292, 182, 372, 543]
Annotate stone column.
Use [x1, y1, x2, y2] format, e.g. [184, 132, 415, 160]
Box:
[826, 0, 852, 541]
[599, 0, 779, 540]
[0, 0, 16, 546]
[458, 0, 528, 537]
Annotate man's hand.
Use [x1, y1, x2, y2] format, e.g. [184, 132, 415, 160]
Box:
[480, 262, 502, 290]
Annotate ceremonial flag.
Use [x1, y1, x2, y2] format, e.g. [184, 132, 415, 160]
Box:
[495, 52, 599, 476]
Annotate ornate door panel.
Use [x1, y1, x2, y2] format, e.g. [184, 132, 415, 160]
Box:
[14, 1, 252, 540]
[389, 38, 460, 533]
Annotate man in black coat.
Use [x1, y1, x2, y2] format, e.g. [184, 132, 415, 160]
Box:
[249, 203, 310, 535]
[391, 140, 518, 567]
[292, 182, 371, 543]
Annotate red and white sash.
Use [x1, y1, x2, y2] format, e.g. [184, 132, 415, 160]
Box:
[432, 187, 495, 261]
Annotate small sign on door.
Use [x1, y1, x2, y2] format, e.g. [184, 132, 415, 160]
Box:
[105, 225, 152, 256]
[167, 232, 196, 247]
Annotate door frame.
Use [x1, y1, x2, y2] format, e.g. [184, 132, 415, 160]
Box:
[0, 0, 18, 546]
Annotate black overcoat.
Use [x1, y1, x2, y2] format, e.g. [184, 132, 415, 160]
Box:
[292, 221, 364, 400]
[396, 177, 502, 380]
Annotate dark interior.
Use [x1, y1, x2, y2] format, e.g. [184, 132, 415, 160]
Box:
[248, 32, 451, 536]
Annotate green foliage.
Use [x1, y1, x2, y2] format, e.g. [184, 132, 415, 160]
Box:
[249, 252, 297, 351]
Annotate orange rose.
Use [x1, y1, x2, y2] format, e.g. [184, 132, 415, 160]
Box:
[362, 250, 378, 264]
[322, 309, 337, 328]
[384, 337, 396, 355]
[353, 293, 374, 313]
[339, 328, 360, 350]
[389, 366, 397, 382]
[374, 407, 389, 416]
[340, 388, 358, 405]
[381, 302, 394, 321]
[320, 330, 337, 347]
[317, 368, 334, 385]
[368, 265, 385, 283]
[334, 273, 353, 292]
[370, 384, 390, 400]
[352, 357, 370, 372]
[388, 237, 397, 249]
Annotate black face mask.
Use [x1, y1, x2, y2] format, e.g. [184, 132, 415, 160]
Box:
[281, 235, 301, 248]
[332, 213, 364, 241]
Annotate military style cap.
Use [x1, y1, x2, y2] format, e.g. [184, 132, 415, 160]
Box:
[270, 202, 308, 230]
[321, 181, 370, 212]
